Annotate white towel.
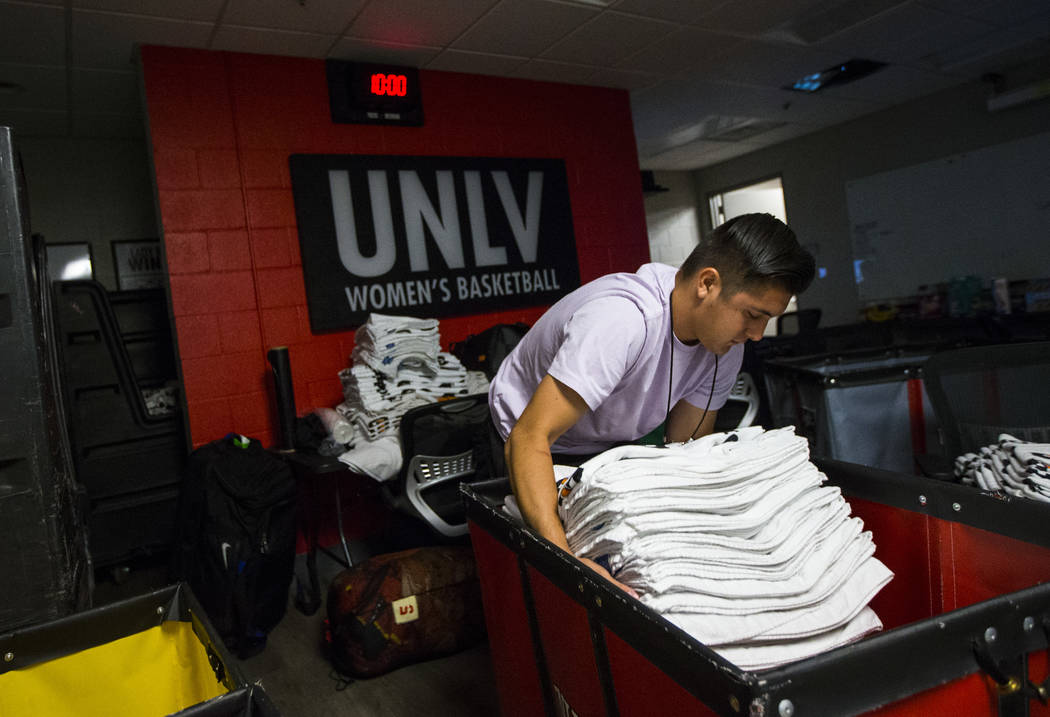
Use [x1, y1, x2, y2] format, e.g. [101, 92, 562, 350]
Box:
[337, 434, 403, 482]
[710, 607, 884, 671]
[665, 556, 893, 646]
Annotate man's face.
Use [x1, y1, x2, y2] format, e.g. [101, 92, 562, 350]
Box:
[690, 280, 793, 355]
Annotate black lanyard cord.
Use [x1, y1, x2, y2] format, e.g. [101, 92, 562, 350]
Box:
[665, 293, 719, 445]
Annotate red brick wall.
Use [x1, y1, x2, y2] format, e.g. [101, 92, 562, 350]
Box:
[141, 46, 649, 449]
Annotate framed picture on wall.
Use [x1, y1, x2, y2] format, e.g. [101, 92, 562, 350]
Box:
[112, 239, 164, 290]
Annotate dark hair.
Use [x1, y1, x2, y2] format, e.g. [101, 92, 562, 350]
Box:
[679, 213, 815, 296]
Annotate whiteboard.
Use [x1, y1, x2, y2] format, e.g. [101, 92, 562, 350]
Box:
[846, 131, 1050, 301]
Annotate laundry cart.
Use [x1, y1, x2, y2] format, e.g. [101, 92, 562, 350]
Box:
[763, 347, 939, 473]
[464, 459, 1050, 717]
[0, 583, 279, 716]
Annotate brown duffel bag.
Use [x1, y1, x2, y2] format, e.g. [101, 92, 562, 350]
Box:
[325, 545, 486, 678]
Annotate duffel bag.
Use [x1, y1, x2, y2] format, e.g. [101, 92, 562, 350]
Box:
[325, 545, 486, 678]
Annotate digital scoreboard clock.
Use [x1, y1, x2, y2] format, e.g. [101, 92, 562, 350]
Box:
[326, 60, 423, 126]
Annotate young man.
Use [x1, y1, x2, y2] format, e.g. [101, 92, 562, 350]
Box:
[488, 213, 815, 593]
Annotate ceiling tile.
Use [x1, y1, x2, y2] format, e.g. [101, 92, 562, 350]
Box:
[72, 68, 140, 114]
[452, 0, 597, 57]
[589, 66, 662, 90]
[222, 0, 368, 35]
[541, 11, 676, 66]
[328, 37, 442, 67]
[734, 121, 817, 147]
[818, 63, 959, 104]
[612, 0, 730, 25]
[815, 3, 994, 65]
[346, 0, 499, 47]
[941, 33, 1050, 80]
[511, 59, 597, 85]
[0, 108, 69, 137]
[425, 49, 528, 76]
[0, 2, 66, 66]
[0, 65, 67, 111]
[918, 25, 1050, 75]
[72, 10, 212, 69]
[892, 14, 1001, 65]
[212, 25, 336, 58]
[767, 86, 879, 126]
[688, 39, 842, 89]
[615, 26, 741, 74]
[694, 0, 829, 37]
[71, 0, 225, 22]
[918, 0, 1050, 29]
[633, 76, 877, 147]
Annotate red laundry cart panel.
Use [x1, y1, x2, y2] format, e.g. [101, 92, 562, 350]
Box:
[468, 522, 547, 717]
[528, 566, 609, 717]
[604, 629, 720, 717]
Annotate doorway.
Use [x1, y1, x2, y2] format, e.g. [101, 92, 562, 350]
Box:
[707, 177, 795, 334]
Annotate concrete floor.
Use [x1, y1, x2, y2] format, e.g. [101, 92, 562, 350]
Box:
[91, 547, 502, 717]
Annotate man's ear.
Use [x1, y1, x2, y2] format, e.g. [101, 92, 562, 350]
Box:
[695, 267, 721, 299]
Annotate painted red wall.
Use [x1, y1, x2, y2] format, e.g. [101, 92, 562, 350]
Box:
[140, 46, 649, 449]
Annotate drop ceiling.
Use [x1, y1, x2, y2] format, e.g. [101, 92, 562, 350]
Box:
[0, 0, 1047, 170]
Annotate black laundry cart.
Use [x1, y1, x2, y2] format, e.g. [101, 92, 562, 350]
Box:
[763, 346, 938, 473]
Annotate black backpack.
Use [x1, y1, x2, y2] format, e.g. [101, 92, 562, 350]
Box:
[171, 435, 297, 658]
[451, 322, 529, 379]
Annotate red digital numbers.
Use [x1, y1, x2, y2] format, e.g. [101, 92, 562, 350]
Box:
[370, 73, 408, 97]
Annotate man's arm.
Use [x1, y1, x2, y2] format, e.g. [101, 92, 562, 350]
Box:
[665, 399, 718, 443]
[505, 374, 637, 596]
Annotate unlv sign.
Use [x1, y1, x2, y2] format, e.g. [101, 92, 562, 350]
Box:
[289, 154, 580, 332]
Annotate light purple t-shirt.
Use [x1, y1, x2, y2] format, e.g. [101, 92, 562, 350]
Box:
[489, 263, 743, 454]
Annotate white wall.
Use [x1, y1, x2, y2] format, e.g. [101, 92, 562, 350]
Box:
[18, 136, 159, 291]
[644, 170, 701, 267]
[691, 70, 1050, 327]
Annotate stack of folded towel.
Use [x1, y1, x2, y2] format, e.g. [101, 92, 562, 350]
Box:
[332, 313, 489, 480]
[556, 427, 893, 671]
[954, 434, 1050, 503]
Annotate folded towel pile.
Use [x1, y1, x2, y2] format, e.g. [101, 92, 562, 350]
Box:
[556, 426, 893, 671]
[954, 434, 1050, 503]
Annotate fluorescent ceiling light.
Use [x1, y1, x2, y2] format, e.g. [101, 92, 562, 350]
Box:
[785, 59, 886, 93]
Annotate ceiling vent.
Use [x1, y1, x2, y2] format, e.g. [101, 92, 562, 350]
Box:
[765, 0, 908, 45]
[706, 119, 787, 142]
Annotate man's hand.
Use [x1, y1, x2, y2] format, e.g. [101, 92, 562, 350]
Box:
[578, 557, 638, 598]
[506, 375, 638, 599]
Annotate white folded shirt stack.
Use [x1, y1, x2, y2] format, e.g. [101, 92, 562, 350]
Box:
[954, 434, 1050, 503]
[557, 426, 893, 671]
[332, 313, 485, 481]
[351, 312, 441, 379]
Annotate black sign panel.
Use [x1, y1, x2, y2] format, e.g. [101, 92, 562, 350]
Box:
[289, 154, 580, 332]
